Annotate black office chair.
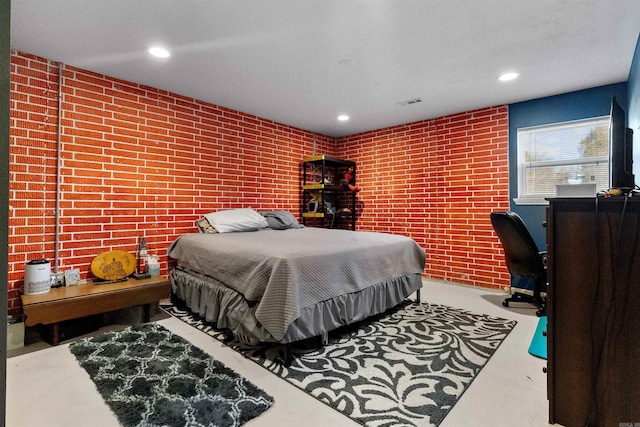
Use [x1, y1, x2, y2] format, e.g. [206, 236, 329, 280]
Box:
[490, 211, 547, 316]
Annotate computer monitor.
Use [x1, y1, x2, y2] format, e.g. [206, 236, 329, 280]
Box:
[609, 96, 635, 190]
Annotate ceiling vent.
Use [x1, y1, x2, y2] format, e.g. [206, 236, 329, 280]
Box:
[398, 98, 422, 106]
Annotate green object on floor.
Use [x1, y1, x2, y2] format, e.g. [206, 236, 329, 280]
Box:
[528, 315, 547, 359]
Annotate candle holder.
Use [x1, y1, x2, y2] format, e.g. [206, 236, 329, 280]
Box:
[132, 236, 150, 280]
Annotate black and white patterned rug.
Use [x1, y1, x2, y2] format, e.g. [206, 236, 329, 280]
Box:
[69, 323, 273, 427]
[160, 300, 516, 427]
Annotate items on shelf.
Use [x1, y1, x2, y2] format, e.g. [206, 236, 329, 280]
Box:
[301, 155, 357, 230]
[341, 167, 361, 192]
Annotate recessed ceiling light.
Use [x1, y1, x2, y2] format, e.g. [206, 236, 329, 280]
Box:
[149, 47, 170, 58]
[338, 115, 350, 121]
[499, 72, 519, 82]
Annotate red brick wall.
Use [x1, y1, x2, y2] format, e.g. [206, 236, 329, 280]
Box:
[9, 50, 511, 315]
[8, 51, 334, 314]
[337, 108, 511, 290]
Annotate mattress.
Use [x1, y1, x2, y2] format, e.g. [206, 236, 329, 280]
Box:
[168, 227, 426, 342]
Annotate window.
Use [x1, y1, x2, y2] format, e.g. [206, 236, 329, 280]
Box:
[516, 116, 610, 204]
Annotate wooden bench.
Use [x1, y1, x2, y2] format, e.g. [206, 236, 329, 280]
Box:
[21, 276, 171, 345]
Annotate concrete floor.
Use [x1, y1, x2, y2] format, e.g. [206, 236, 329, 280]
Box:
[6, 279, 552, 427]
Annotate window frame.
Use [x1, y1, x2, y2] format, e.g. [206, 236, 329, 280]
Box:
[514, 116, 610, 205]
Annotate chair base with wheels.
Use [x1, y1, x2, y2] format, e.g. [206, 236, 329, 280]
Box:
[503, 290, 546, 317]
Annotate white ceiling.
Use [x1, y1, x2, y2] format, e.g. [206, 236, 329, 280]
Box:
[10, 0, 640, 137]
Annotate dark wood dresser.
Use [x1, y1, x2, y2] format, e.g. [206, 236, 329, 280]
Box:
[547, 197, 640, 426]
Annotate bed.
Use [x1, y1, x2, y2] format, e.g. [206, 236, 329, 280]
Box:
[167, 209, 426, 349]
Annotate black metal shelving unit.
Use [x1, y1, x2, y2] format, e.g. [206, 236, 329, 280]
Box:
[301, 155, 356, 230]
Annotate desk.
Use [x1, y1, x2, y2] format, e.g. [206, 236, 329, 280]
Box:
[547, 197, 640, 426]
[21, 276, 170, 345]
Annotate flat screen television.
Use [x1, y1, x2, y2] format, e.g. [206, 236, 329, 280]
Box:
[609, 96, 635, 190]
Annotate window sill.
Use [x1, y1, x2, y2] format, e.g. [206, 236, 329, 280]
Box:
[513, 198, 550, 206]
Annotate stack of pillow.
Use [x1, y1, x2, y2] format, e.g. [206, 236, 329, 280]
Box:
[195, 208, 303, 233]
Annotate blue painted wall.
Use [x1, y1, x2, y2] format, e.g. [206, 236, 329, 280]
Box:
[508, 83, 628, 249]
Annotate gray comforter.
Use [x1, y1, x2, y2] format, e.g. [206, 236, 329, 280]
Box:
[167, 227, 426, 341]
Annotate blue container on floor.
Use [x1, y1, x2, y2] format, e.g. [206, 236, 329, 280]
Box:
[528, 316, 547, 359]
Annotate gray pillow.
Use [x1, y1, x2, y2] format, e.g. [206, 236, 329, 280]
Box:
[261, 211, 304, 230]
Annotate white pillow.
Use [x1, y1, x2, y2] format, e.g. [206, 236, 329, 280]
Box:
[204, 208, 268, 233]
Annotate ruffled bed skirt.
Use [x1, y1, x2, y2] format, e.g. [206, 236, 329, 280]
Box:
[170, 267, 422, 344]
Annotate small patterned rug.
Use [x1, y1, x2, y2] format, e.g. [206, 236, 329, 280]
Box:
[69, 323, 273, 427]
[160, 300, 516, 427]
